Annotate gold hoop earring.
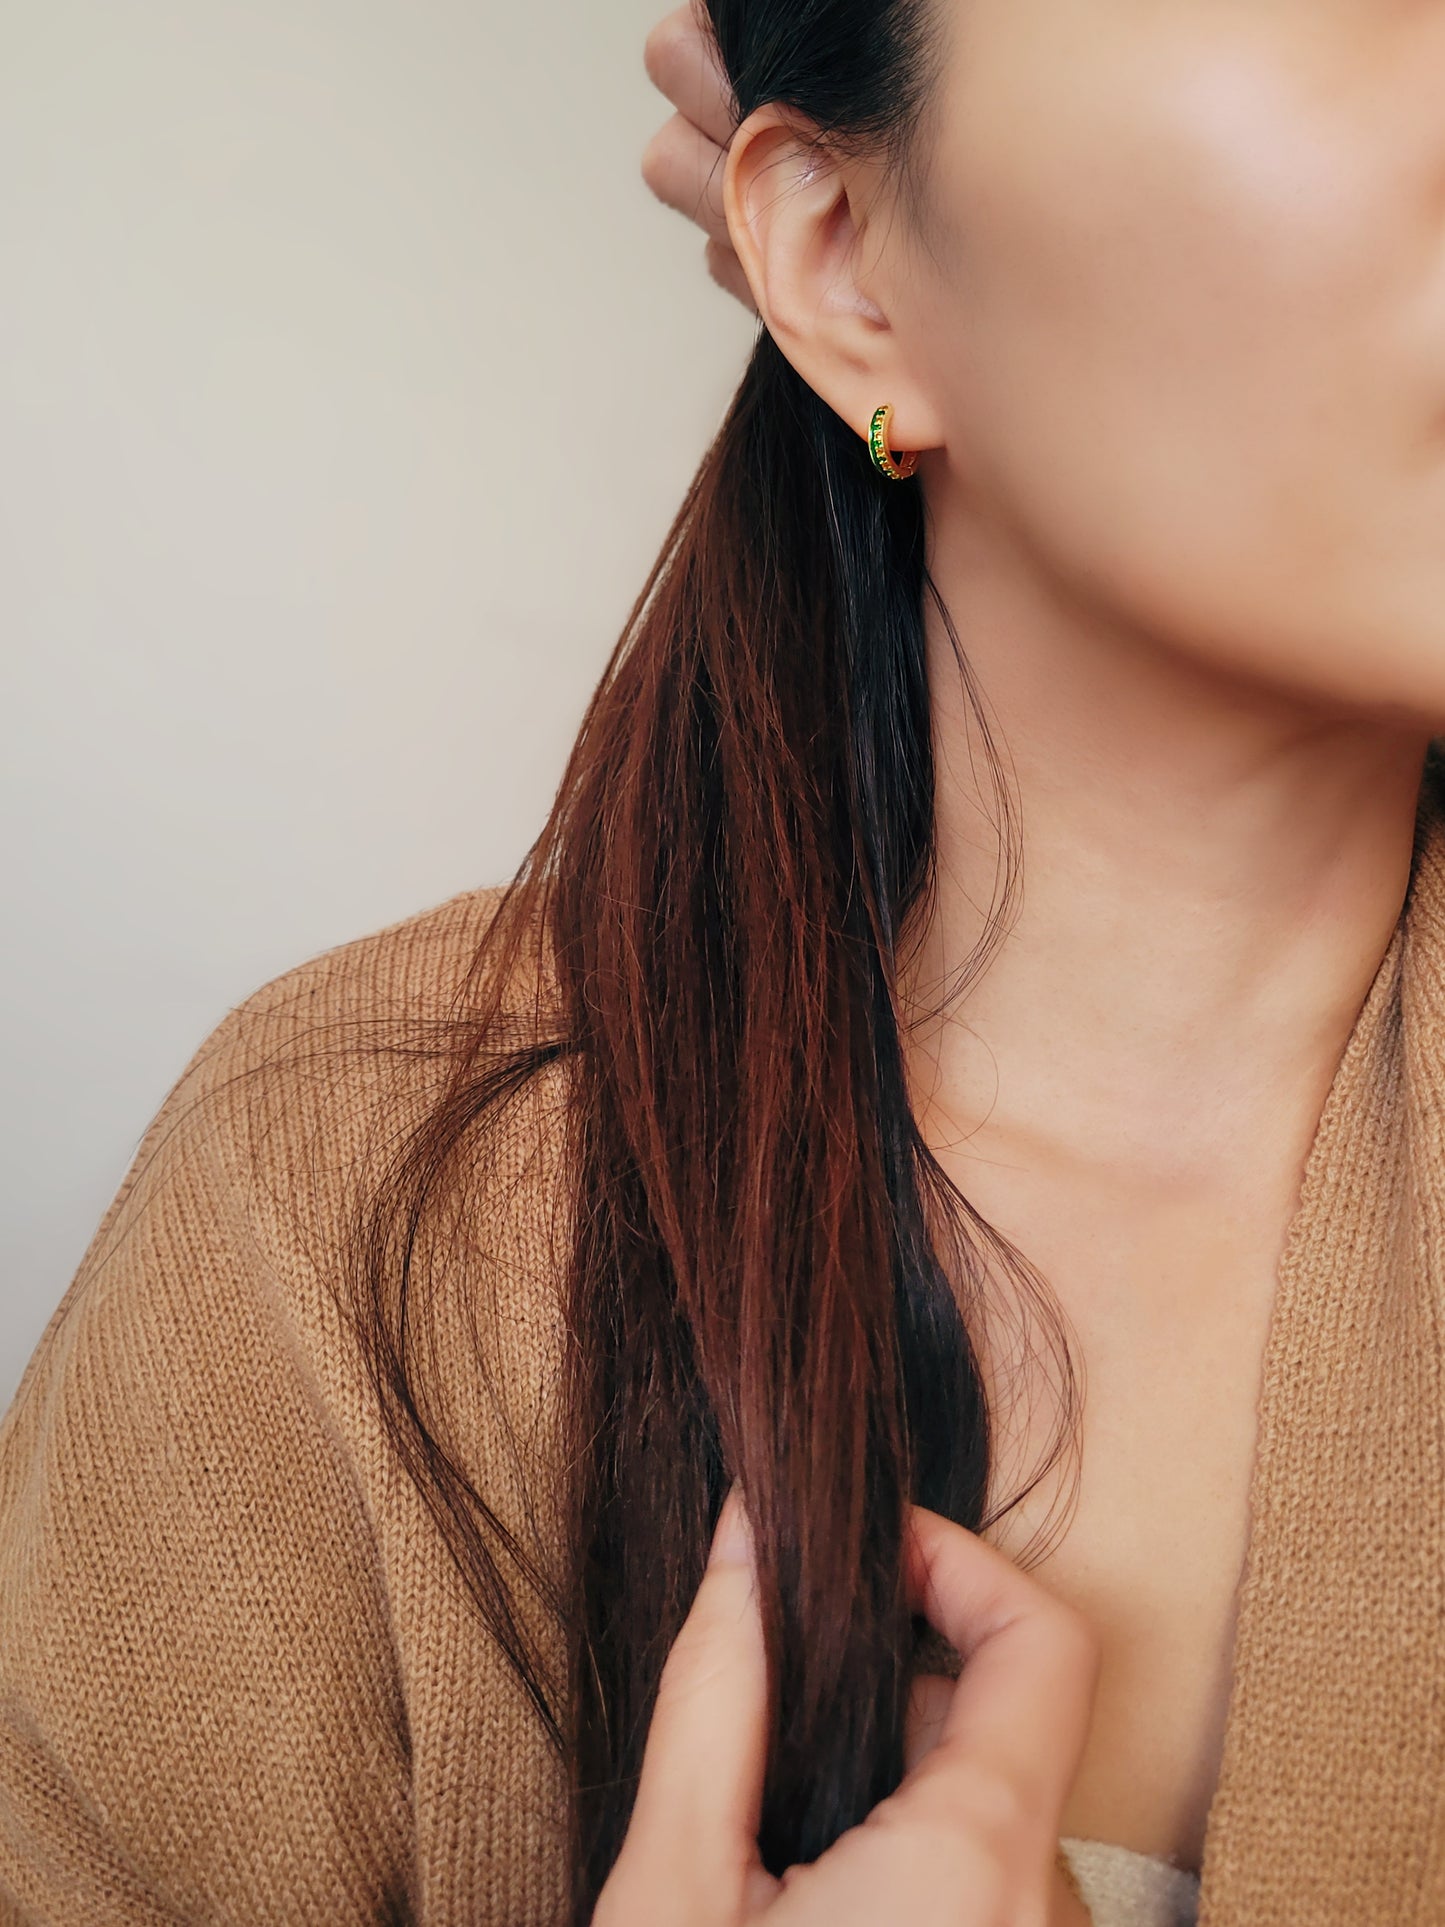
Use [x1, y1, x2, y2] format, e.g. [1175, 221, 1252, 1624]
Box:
[867, 403, 918, 482]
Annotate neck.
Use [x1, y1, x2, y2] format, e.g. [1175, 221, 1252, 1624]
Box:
[897, 509, 1430, 1203]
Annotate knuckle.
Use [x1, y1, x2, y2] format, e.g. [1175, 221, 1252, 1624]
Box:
[914, 1750, 1035, 1846]
[639, 122, 667, 194]
[867, 1765, 1059, 1927]
[639, 116, 686, 202]
[961, 1762, 1034, 1843]
[704, 236, 735, 285]
[642, 10, 688, 95]
[864, 1797, 1016, 1918]
[859, 1786, 908, 1836]
[705, 239, 754, 312]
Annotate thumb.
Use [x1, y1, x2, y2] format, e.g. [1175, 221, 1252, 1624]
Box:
[621, 1485, 776, 1901]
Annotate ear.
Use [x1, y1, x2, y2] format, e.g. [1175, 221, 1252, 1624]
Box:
[721, 105, 944, 467]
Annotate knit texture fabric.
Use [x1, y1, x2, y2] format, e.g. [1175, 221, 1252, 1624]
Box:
[4, 754, 1445, 1924]
[1060, 1837, 1199, 1927]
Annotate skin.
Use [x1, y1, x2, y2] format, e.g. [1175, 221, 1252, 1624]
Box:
[595, 1489, 1098, 1926]
[632, 0, 1445, 1912]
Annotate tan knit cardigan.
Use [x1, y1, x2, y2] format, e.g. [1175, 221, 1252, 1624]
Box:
[4, 763, 1445, 1925]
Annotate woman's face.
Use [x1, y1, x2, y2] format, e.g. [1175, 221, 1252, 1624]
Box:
[896, 0, 1445, 727]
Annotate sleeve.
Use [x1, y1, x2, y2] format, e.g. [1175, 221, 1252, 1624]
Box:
[0, 1023, 415, 1925]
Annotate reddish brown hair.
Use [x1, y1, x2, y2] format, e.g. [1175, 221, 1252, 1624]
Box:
[341, 3, 1083, 1916]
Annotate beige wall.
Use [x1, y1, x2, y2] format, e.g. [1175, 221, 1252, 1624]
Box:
[1, 0, 756, 1404]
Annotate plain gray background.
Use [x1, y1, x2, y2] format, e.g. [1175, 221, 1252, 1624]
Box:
[1, 0, 756, 1407]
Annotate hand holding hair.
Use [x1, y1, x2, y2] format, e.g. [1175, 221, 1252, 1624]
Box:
[641, 2, 758, 313]
[593, 1487, 1100, 1926]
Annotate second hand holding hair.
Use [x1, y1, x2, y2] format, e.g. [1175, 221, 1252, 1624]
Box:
[593, 1486, 1100, 1926]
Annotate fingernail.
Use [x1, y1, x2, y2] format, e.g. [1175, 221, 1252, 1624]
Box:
[708, 1487, 754, 1568]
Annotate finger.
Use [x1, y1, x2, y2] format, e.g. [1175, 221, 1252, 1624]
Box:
[900, 1506, 1100, 1837]
[903, 1671, 954, 1775]
[623, 1486, 774, 1897]
[643, 2, 738, 149]
[641, 111, 732, 248]
[705, 236, 759, 316]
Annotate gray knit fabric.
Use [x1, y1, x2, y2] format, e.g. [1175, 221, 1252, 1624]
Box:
[1061, 1836, 1201, 1927]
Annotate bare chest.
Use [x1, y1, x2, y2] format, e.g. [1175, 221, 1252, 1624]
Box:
[974, 1241, 1283, 1878]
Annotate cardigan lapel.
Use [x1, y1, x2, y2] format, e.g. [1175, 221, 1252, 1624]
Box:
[1197, 754, 1445, 1925]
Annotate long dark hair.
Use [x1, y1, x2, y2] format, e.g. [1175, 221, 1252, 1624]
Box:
[342, 2, 1082, 1916]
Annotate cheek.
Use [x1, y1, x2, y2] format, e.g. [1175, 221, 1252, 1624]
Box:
[920, 15, 1445, 722]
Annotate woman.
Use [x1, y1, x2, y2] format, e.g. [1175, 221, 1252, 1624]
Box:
[3, 2, 1444, 1923]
